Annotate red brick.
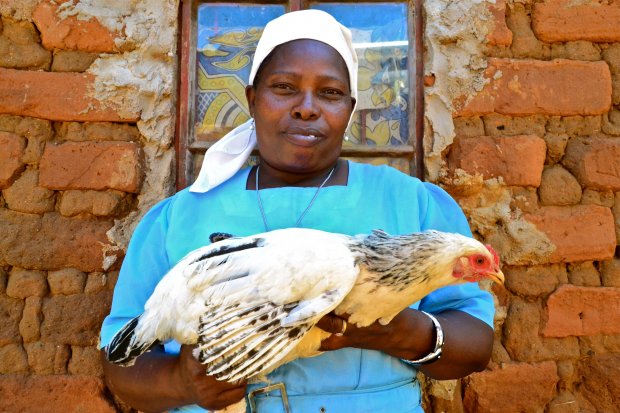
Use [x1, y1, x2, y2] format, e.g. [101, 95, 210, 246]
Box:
[506, 3, 547, 60]
[47, 269, 86, 295]
[548, 391, 579, 413]
[503, 298, 579, 362]
[579, 335, 620, 357]
[550, 41, 601, 62]
[458, 59, 612, 116]
[448, 135, 545, 186]
[0, 19, 51, 70]
[582, 188, 615, 208]
[84, 272, 107, 294]
[482, 113, 547, 137]
[563, 137, 620, 191]
[0, 68, 138, 122]
[24, 341, 70, 375]
[567, 262, 601, 287]
[604, 44, 620, 76]
[58, 190, 126, 217]
[3, 169, 56, 214]
[68, 346, 103, 376]
[51, 50, 98, 72]
[0, 210, 114, 272]
[544, 133, 570, 164]
[0, 268, 6, 294]
[577, 354, 620, 412]
[32, 0, 119, 53]
[41, 291, 112, 346]
[524, 205, 616, 263]
[543, 284, 620, 337]
[0, 296, 23, 346]
[487, 0, 513, 46]
[0, 116, 53, 165]
[532, 0, 620, 43]
[6, 268, 47, 299]
[0, 1, 39, 21]
[556, 361, 578, 391]
[504, 264, 566, 297]
[56, 121, 141, 142]
[615, 193, 620, 246]
[606, 83, 620, 118]
[602, 259, 620, 288]
[547, 115, 602, 137]
[19, 296, 42, 343]
[454, 117, 484, 137]
[0, 344, 28, 374]
[423, 74, 435, 87]
[0, 375, 116, 413]
[463, 361, 558, 413]
[0, 131, 26, 189]
[40, 141, 142, 193]
[539, 165, 582, 206]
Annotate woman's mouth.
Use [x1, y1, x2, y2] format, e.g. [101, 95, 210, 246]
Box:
[284, 130, 323, 147]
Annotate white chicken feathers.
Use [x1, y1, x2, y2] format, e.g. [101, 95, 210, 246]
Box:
[106, 227, 503, 384]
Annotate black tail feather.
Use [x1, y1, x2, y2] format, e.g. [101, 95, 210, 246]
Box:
[106, 315, 159, 366]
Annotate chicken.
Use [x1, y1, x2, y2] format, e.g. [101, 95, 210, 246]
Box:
[106, 228, 504, 411]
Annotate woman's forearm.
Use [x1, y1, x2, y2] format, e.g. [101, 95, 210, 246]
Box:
[319, 309, 494, 380]
[413, 310, 493, 379]
[375, 309, 493, 379]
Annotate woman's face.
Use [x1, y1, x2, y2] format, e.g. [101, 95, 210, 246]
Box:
[246, 39, 355, 177]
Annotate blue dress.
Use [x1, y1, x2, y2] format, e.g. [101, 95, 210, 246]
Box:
[100, 161, 495, 413]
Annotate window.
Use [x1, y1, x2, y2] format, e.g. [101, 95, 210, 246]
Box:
[176, 0, 423, 190]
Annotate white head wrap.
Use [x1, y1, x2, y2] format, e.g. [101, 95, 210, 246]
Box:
[189, 9, 358, 193]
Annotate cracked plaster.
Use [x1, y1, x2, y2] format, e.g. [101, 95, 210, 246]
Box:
[424, 0, 555, 266]
[54, 0, 179, 256]
[442, 171, 555, 265]
[424, 0, 498, 181]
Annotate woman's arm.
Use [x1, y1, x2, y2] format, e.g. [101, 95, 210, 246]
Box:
[318, 309, 493, 380]
[100, 344, 247, 412]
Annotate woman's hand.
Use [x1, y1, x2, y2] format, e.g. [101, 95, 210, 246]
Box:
[316, 311, 428, 356]
[101, 344, 247, 412]
[175, 344, 247, 411]
[316, 309, 494, 380]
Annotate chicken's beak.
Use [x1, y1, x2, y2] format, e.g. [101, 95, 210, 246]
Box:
[487, 269, 505, 285]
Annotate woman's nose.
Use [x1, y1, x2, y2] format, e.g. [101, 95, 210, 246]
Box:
[291, 91, 320, 120]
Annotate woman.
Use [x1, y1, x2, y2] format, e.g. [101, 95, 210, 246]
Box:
[100, 10, 495, 413]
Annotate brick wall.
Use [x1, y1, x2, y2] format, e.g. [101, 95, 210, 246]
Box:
[428, 1, 620, 412]
[1, 1, 619, 413]
[0, 1, 176, 411]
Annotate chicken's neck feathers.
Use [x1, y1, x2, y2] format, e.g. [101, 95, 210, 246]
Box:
[339, 230, 478, 327]
[348, 230, 466, 286]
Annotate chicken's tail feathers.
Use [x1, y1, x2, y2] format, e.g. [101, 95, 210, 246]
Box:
[105, 315, 159, 367]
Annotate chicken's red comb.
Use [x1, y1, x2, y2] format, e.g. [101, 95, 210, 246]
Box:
[485, 244, 500, 267]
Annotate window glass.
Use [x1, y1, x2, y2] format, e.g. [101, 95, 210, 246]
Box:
[195, 4, 286, 142]
[311, 3, 409, 147]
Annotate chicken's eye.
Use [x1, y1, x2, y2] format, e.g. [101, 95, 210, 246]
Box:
[475, 256, 486, 266]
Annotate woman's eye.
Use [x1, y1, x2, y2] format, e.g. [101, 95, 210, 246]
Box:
[324, 89, 343, 95]
[321, 89, 346, 99]
[272, 83, 294, 91]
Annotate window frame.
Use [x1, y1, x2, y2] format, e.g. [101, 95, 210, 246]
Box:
[175, 0, 425, 190]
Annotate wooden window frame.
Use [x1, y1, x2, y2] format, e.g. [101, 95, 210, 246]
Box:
[175, 0, 425, 190]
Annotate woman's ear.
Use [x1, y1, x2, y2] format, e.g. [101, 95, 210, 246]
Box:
[245, 85, 255, 117]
